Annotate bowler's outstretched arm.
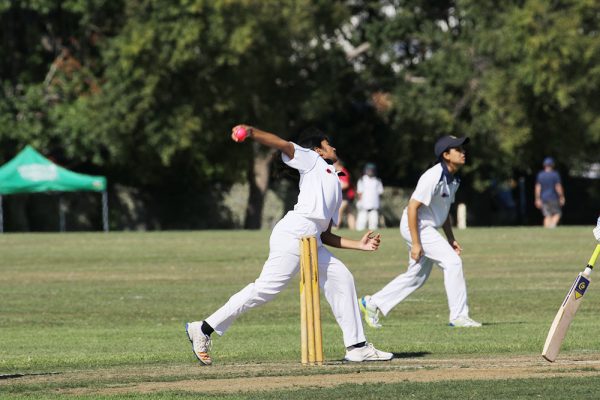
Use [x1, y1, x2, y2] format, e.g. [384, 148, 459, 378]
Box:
[231, 125, 295, 159]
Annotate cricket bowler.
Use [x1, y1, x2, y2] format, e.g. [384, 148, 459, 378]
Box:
[185, 125, 393, 365]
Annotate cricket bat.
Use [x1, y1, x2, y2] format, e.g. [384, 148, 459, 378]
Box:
[542, 244, 600, 362]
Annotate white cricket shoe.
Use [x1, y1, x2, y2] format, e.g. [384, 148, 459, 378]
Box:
[344, 343, 393, 362]
[185, 321, 213, 365]
[449, 316, 482, 327]
[359, 296, 382, 329]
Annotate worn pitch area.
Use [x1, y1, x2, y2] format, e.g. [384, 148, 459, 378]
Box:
[3, 354, 600, 395]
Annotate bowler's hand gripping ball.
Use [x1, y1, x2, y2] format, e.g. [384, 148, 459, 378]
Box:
[234, 126, 249, 142]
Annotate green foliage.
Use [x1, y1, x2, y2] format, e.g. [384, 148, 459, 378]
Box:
[1, 0, 599, 227]
[0, 1, 361, 227]
[0, 0, 123, 163]
[352, 0, 600, 186]
[82, 0, 354, 186]
[473, 0, 600, 175]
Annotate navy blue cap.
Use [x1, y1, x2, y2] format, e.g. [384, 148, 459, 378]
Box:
[434, 135, 470, 158]
[543, 157, 555, 166]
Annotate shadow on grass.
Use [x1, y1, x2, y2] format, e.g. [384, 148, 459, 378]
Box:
[392, 351, 431, 359]
[480, 321, 527, 326]
[334, 351, 430, 363]
[0, 372, 60, 380]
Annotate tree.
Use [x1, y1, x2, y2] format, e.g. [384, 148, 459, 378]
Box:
[87, 0, 358, 228]
[1, 0, 365, 229]
[347, 0, 600, 189]
[3, 0, 598, 228]
[0, 0, 124, 164]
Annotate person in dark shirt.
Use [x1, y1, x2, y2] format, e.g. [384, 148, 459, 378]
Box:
[535, 157, 565, 228]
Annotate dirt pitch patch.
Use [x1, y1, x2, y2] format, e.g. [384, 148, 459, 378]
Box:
[4, 354, 600, 395]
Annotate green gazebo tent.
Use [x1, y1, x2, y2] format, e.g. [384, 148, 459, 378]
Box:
[0, 145, 108, 233]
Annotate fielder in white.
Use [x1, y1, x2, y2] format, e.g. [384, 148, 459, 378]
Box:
[185, 125, 393, 365]
[359, 135, 481, 328]
[594, 216, 600, 242]
[356, 163, 384, 231]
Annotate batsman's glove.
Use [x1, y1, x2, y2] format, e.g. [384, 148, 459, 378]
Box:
[594, 217, 600, 242]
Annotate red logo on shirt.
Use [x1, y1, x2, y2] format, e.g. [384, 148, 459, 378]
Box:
[326, 168, 332, 174]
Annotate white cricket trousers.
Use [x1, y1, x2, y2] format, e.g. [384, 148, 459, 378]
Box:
[205, 212, 366, 348]
[356, 209, 379, 230]
[370, 217, 470, 322]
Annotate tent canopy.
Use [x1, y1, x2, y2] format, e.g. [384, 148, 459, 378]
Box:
[0, 145, 106, 195]
[0, 145, 108, 233]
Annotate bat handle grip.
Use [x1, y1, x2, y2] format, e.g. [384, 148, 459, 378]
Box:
[587, 244, 600, 268]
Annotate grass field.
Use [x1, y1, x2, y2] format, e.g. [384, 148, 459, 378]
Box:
[1, 227, 600, 398]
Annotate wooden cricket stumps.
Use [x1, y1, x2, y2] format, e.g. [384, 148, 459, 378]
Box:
[300, 236, 323, 365]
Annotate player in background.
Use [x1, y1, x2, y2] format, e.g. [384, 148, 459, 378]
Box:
[185, 125, 393, 365]
[356, 163, 384, 230]
[594, 216, 600, 242]
[334, 159, 356, 230]
[359, 135, 481, 328]
[535, 157, 565, 228]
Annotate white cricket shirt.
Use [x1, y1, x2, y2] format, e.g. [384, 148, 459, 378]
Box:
[357, 175, 384, 210]
[404, 163, 460, 228]
[282, 143, 342, 232]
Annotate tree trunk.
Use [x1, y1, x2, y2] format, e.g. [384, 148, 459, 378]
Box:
[244, 144, 275, 229]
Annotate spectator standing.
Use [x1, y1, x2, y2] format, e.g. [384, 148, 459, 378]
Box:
[535, 157, 565, 228]
[356, 163, 384, 231]
[334, 159, 356, 230]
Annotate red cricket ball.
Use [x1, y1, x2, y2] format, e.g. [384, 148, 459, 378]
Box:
[234, 126, 248, 142]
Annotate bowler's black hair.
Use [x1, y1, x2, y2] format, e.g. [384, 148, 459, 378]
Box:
[272, 127, 331, 182]
[298, 127, 330, 150]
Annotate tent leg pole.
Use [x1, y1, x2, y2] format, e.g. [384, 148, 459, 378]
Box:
[102, 191, 109, 233]
[59, 195, 66, 233]
[0, 195, 3, 234]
